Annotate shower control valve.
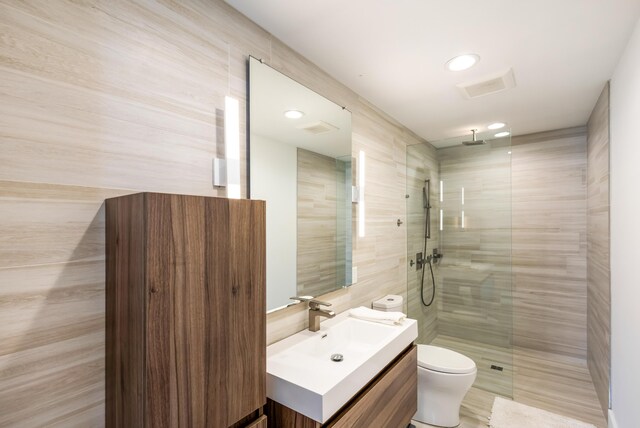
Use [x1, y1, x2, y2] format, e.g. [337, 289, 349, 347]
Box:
[415, 252, 424, 270]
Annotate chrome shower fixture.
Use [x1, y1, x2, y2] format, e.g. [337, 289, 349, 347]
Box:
[462, 129, 486, 146]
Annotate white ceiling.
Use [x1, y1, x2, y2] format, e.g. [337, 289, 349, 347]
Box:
[226, 0, 640, 145]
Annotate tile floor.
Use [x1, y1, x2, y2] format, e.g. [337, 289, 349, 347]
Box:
[411, 335, 607, 428]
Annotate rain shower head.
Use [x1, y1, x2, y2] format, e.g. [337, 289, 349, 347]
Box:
[462, 129, 486, 146]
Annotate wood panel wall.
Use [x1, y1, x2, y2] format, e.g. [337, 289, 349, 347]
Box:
[0, 0, 425, 425]
[511, 127, 588, 358]
[586, 83, 610, 416]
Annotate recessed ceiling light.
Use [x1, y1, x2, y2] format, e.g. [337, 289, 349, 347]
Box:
[445, 54, 480, 72]
[495, 131, 510, 138]
[284, 110, 304, 119]
[488, 122, 506, 130]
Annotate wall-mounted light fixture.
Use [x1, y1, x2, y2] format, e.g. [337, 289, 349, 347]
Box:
[461, 186, 466, 229]
[358, 150, 366, 238]
[213, 96, 241, 199]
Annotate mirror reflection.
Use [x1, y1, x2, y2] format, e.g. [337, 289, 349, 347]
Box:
[248, 57, 353, 312]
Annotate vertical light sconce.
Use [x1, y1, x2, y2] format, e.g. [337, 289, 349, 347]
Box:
[439, 180, 444, 231]
[213, 96, 241, 199]
[461, 186, 465, 229]
[358, 150, 366, 238]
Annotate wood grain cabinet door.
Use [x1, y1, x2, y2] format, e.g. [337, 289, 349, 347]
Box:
[145, 194, 266, 427]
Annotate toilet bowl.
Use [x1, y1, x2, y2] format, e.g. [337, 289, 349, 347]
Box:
[414, 344, 477, 427]
[370, 296, 476, 427]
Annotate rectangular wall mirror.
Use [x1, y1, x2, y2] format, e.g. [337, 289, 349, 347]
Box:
[248, 57, 353, 312]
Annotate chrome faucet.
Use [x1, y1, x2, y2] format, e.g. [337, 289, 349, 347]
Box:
[308, 299, 335, 332]
[290, 297, 336, 332]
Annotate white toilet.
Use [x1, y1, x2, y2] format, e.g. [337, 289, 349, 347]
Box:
[372, 295, 477, 428]
[414, 344, 476, 427]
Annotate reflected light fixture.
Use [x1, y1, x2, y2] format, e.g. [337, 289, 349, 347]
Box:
[358, 150, 366, 238]
[213, 96, 241, 199]
[488, 122, 506, 130]
[495, 131, 511, 138]
[284, 110, 304, 119]
[446, 54, 480, 71]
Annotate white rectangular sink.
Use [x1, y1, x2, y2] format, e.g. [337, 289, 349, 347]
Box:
[266, 311, 417, 423]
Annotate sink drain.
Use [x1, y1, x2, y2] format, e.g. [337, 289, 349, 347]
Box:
[330, 353, 344, 362]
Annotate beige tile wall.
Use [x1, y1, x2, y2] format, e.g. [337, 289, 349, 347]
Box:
[297, 148, 338, 297]
[586, 83, 611, 416]
[406, 142, 440, 344]
[437, 140, 513, 349]
[511, 127, 588, 358]
[0, 0, 426, 425]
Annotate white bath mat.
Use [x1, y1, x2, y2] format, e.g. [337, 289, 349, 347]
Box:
[489, 397, 597, 428]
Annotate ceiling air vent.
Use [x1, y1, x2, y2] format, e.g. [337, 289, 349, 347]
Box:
[457, 68, 516, 99]
[297, 120, 339, 135]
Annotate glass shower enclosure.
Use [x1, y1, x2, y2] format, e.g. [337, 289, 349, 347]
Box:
[406, 131, 513, 398]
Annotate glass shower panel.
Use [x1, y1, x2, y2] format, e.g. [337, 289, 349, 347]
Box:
[406, 143, 440, 345]
[407, 131, 513, 399]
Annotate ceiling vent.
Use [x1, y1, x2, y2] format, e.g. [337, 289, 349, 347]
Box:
[297, 120, 339, 135]
[457, 68, 516, 99]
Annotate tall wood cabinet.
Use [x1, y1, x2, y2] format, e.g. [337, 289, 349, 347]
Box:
[106, 193, 266, 427]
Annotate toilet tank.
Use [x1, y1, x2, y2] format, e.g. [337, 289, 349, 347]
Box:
[372, 295, 404, 312]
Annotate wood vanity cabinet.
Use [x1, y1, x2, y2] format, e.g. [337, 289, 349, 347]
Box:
[106, 193, 266, 428]
[266, 345, 417, 428]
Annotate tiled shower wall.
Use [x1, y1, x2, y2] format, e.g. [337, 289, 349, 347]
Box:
[408, 128, 590, 362]
[511, 127, 588, 358]
[406, 142, 440, 344]
[437, 140, 513, 348]
[586, 83, 611, 416]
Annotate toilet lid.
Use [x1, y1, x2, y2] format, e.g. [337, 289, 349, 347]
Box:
[417, 345, 476, 374]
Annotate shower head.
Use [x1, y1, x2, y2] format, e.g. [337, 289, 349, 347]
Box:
[462, 129, 486, 146]
[423, 180, 430, 209]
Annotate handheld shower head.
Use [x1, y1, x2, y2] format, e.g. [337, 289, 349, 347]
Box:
[423, 179, 430, 209]
[462, 129, 486, 146]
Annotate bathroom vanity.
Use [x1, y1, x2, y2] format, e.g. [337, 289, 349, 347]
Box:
[105, 193, 266, 427]
[265, 312, 418, 427]
[266, 346, 416, 427]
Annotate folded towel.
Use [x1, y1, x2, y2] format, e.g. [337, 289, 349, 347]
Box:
[349, 306, 406, 325]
